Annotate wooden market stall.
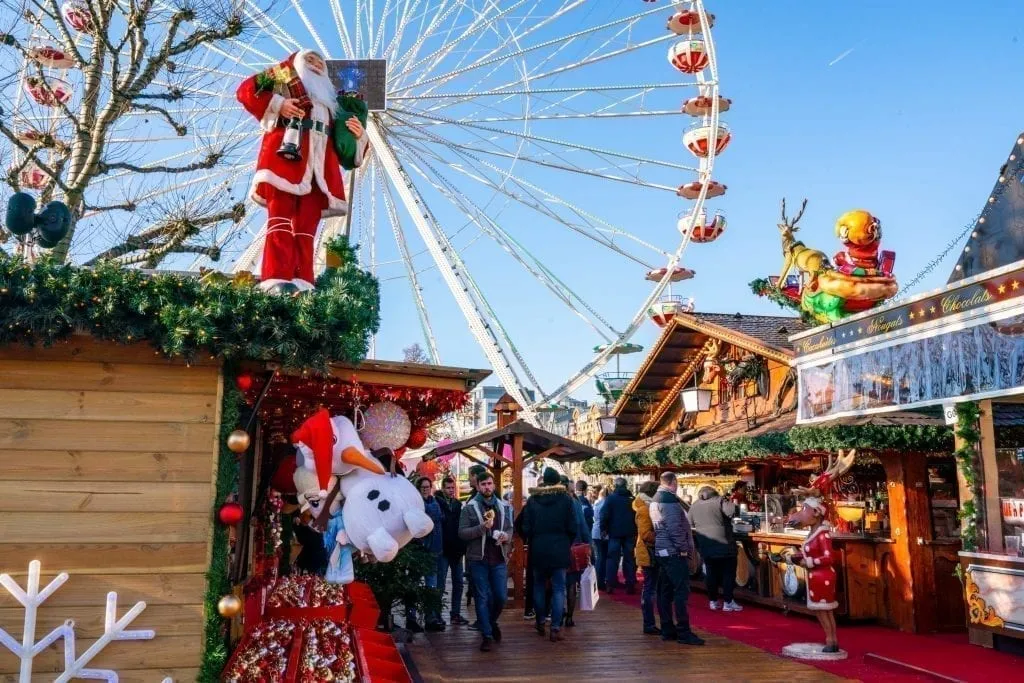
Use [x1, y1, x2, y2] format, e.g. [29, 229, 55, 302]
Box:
[0, 332, 490, 681]
[586, 310, 966, 633]
[787, 132, 1024, 654]
[0, 243, 490, 681]
[421, 394, 602, 606]
[0, 336, 221, 682]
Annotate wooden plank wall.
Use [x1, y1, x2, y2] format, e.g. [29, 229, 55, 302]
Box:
[0, 337, 222, 682]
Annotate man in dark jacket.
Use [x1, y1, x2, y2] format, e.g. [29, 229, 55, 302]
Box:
[521, 467, 578, 642]
[436, 476, 470, 625]
[690, 485, 742, 612]
[407, 477, 446, 632]
[599, 477, 638, 594]
[650, 472, 704, 646]
[576, 480, 594, 530]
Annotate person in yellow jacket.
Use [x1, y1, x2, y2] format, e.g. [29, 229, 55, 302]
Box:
[633, 481, 662, 635]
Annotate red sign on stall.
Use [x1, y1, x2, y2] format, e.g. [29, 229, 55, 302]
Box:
[1000, 498, 1024, 526]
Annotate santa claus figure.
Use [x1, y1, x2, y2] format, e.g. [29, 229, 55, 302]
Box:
[236, 50, 369, 294]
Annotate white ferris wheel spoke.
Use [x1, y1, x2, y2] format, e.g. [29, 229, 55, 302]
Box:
[388, 107, 696, 175]
[368, 120, 541, 416]
[391, 119, 678, 194]
[375, 164, 441, 363]
[398, 140, 619, 343]
[392, 2, 664, 95]
[390, 122, 660, 267]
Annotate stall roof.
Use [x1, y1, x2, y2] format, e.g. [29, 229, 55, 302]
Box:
[239, 359, 491, 433]
[949, 132, 1024, 283]
[424, 419, 603, 463]
[607, 312, 806, 442]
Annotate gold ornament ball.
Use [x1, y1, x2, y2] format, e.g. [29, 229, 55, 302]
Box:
[227, 429, 250, 454]
[217, 594, 242, 618]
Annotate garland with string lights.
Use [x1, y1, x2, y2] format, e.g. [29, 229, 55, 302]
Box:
[953, 401, 982, 551]
[0, 236, 379, 369]
[582, 422, 953, 475]
[200, 372, 243, 682]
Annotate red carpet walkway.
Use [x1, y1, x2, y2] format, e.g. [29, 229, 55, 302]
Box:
[607, 586, 1020, 682]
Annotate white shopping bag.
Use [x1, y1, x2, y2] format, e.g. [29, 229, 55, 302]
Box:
[580, 565, 600, 611]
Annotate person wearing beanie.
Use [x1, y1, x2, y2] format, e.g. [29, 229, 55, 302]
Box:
[520, 467, 578, 642]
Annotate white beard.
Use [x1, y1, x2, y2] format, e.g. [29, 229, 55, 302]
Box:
[294, 51, 338, 116]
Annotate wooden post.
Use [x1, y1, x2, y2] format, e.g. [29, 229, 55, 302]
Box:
[511, 433, 525, 606]
[977, 400, 1003, 553]
[491, 394, 524, 605]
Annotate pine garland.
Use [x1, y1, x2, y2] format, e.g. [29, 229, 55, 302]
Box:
[0, 238, 380, 370]
[953, 401, 982, 551]
[749, 277, 814, 322]
[199, 372, 243, 682]
[354, 543, 443, 629]
[582, 422, 954, 475]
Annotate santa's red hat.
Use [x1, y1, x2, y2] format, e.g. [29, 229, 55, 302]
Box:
[291, 408, 334, 495]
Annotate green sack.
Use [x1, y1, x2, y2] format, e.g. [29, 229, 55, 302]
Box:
[332, 94, 369, 170]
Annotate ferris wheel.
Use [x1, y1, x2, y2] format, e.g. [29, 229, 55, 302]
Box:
[1, 0, 730, 422]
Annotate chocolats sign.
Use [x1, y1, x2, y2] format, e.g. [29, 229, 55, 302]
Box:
[794, 265, 1024, 356]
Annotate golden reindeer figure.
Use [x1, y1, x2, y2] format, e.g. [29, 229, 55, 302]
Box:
[777, 198, 829, 292]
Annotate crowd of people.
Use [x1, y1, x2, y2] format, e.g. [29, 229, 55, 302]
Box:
[407, 466, 747, 653]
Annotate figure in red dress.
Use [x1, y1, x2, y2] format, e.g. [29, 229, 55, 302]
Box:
[783, 449, 855, 657]
[236, 50, 368, 294]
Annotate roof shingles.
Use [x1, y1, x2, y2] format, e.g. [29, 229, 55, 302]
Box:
[689, 312, 809, 352]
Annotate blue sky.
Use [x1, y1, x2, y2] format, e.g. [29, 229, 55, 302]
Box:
[363, 0, 1024, 403]
[208, 1, 1024, 404]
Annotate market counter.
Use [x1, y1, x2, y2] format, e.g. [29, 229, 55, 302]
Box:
[742, 531, 894, 621]
[960, 551, 1024, 642]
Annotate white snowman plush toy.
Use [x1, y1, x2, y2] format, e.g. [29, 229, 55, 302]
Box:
[290, 407, 433, 579]
[340, 462, 435, 563]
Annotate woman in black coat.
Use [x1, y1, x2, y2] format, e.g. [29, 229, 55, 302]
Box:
[521, 467, 578, 641]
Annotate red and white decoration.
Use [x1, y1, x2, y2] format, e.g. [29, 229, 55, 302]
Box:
[678, 210, 726, 243]
[645, 265, 695, 283]
[61, 1, 94, 33]
[18, 162, 48, 190]
[23, 76, 72, 107]
[683, 122, 731, 158]
[677, 179, 727, 200]
[28, 45, 75, 69]
[15, 129, 49, 149]
[681, 94, 731, 116]
[667, 9, 714, 35]
[668, 39, 710, 74]
[647, 295, 695, 327]
[223, 619, 295, 682]
[0, 560, 165, 683]
[795, 524, 839, 611]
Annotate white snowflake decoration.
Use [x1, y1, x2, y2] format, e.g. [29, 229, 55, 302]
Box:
[0, 560, 170, 682]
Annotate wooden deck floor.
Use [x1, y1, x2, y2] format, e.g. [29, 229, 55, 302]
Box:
[406, 597, 848, 682]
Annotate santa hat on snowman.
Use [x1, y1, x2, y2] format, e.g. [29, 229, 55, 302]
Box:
[291, 408, 385, 511]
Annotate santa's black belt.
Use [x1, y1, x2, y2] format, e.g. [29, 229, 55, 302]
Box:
[278, 119, 327, 133]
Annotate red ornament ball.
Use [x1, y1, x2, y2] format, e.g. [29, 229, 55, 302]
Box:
[406, 427, 428, 450]
[394, 446, 407, 459]
[218, 502, 244, 526]
[235, 374, 254, 392]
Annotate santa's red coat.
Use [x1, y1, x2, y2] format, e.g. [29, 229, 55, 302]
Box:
[236, 73, 359, 217]
[797, 525, 838, 611]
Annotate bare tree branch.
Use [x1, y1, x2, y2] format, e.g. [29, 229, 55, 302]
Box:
[128, 102, 188, 135]
[83, 201, 139, 213]
[98, 150, 223, 175]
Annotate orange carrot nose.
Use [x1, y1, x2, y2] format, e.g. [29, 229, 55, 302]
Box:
[341, 446, 385, 474]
